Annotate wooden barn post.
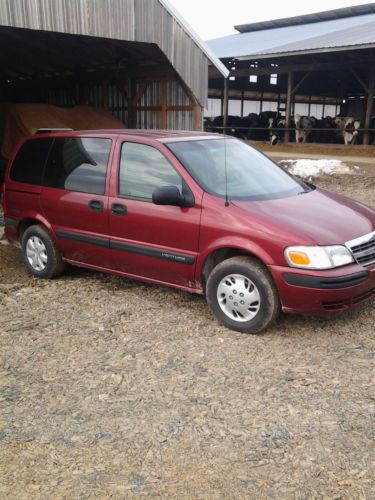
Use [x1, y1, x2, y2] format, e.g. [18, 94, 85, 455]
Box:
[284, 71, 294, 143]
[363, 70, 375, 146]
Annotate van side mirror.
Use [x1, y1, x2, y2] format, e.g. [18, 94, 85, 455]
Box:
[152, 185, 194, 208]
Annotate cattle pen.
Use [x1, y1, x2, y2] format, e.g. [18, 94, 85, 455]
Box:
[206, 3, 375, 146]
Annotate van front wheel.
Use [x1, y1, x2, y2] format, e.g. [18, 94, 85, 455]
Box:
[21, 225, 65, 279]
[206, 256, 280, 334]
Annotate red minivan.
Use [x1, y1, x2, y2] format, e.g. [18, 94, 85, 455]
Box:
[2, 130, 375, 333]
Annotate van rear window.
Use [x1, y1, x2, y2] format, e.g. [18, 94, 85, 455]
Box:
[10, 138, 53, 185]
[43, 137, 111, 195]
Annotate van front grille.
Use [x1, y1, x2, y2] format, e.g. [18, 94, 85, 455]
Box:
[346, 231, 375, 267]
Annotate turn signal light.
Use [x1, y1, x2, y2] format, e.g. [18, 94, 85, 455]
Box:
[287, 251, 310, 266]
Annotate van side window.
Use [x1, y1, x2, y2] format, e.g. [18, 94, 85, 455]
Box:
[10, 138, 53, 185]
[43, 137, 111, 194]
[119, 142, 182, 200]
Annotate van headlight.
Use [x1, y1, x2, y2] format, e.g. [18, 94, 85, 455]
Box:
[285, 245, 354, 269]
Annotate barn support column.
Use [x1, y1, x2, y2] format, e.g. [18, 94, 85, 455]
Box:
[351, 68, 375, 145]
[284, 71, 293, 143]
[363, 70, 375, 146]
[223, 77, 229, 133]
[192, 103, 203, 131]
[161, 80, 167, 129]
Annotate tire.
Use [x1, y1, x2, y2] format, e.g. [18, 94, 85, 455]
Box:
[206, 256, 280, 334]
[21, 225, 65, 279]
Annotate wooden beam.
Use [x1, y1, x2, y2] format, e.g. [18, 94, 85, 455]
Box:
[363, 70, 375, 146]
[209, 58, 375, 79]
[177, 76, 203, 131]
[131, 79, 150, 105]
[350, 69, 369, 93]
[291, 71, 312, 95]
[284, 71, 293, 143]
[134, 105, 194, 111]
[192, 103, 202, 131]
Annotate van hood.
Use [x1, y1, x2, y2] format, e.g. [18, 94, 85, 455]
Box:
[232, 187, 375, 245]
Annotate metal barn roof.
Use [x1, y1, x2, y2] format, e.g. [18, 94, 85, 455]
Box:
[0, 0, 228, 107]
[207, 3, 375, 60]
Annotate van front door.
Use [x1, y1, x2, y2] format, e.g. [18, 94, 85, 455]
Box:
[108, 140, 202, 289]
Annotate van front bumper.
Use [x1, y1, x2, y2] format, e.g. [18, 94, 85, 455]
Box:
[269, 263, 375, 315]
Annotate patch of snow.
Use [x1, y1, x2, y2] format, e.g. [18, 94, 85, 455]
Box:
[279, 159, 364, 180]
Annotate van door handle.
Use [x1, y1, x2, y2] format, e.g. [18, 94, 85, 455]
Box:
[111, 203, 127, 216]
[88, 200, 103, 212]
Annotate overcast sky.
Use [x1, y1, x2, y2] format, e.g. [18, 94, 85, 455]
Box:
[167, 0, 370, 40]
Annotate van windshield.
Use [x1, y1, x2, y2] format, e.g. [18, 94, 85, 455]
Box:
[167, 138, 310, 201]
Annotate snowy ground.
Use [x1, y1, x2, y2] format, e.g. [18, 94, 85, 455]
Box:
[279, 159, 365, 180]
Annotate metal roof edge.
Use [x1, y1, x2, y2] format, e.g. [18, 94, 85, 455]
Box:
[236, 42, 375, 61]
[157, 0, 229, 78]
[234, 2, 375, 33]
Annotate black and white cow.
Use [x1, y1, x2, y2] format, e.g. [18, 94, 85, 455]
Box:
[269, 116, 286, 145]
[334, 116, 361, 145]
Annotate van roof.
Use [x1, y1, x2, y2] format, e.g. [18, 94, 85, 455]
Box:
[32, 129, 221, 143]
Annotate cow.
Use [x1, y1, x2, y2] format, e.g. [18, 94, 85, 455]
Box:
[210, 115, 243, 137]
[269, 117, 285, 145]
[203, 117, 214, 131]
[295, 115, 316, 143]
[240, 113, 261, 140]
[269, 115, 296, 145]
[334, 116, 361, 145]
[313, 116, 337, 143]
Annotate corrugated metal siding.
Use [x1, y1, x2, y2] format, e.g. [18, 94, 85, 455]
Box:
[47, 88, 75, 106]
[135, 80, 193, 129]
[108, 84, 128, 125]
[0, 0, 217, 106]
[137, 80, 162, 128]
[46, 82, 130, 125]
[167, 80, 190, 106]
[167, 111, 192, 130]
[167, 80, 192, 130]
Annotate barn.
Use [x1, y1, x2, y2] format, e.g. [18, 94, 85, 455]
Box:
[0, 0, 227, 140]
[206, 3, 375, 144]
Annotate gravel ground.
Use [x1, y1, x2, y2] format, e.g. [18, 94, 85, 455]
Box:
[0, 173, 374, 499]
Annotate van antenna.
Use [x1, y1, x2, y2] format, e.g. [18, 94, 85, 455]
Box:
[224, 131, 229, 207]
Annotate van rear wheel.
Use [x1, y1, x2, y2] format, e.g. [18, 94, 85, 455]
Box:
[206, 256, 280, 334]
[21, 225, 65, 279]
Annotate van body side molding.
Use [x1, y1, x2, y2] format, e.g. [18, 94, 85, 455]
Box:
[110, 240, 195, 264]
[55, 229, 195, 265]
[55, 229, 110, 248]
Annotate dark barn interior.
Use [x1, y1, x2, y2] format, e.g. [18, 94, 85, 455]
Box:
[0, 26, 202, 130]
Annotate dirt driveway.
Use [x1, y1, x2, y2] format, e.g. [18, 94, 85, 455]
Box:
[0, 173, 374, 499]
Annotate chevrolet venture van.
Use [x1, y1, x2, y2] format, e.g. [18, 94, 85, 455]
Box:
[2, 130, 375, 333]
